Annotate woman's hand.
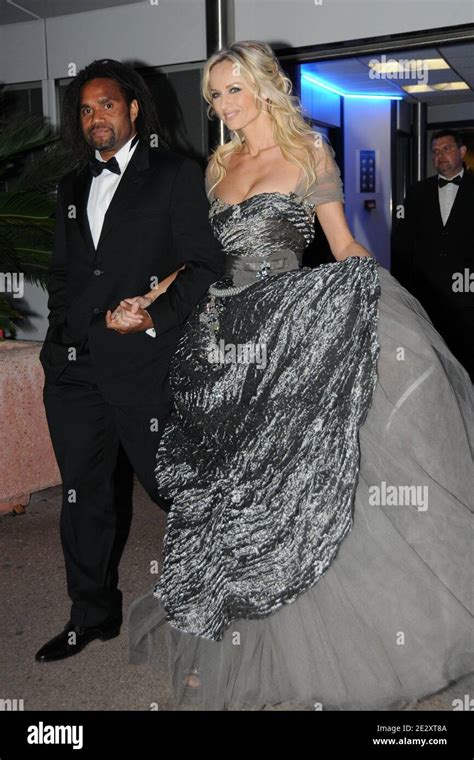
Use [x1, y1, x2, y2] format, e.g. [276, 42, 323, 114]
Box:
[106, 302, 152, 334]
[105, 265, 186, 334]
[119, 295, 153, 312]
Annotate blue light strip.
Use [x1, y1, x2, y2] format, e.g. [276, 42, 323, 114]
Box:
[301, 72, 403, 101]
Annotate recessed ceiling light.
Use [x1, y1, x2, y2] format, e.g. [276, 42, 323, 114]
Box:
[402, 84, 434, 93]
[431, 82, 470, 91]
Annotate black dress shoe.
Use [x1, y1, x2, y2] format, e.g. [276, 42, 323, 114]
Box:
[35, 617, 121, 662]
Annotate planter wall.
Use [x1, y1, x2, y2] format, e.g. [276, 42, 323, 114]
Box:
[0, 340, 60, 514]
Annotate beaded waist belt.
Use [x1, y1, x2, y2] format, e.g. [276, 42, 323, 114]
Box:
[209, 249, 302, 297]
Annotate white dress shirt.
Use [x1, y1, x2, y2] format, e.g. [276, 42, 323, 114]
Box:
[87, 132, 139, 247]
[87, 133, 156, 337]
[438, 167, 464, 227]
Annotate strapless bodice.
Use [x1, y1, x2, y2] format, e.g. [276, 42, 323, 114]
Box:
[209, 191, 316, 286]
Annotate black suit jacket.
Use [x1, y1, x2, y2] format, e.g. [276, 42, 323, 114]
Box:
[392, 170, 474, 331]
[39, 140, 226, 406]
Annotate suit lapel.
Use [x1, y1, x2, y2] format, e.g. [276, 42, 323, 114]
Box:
[429, 176, 445, 229]
[96, 140, 150, 251]
[74, 168, 95, 256]
[72, 139, 150, 259]
[443, 173, 469, 230]
[97, 140, 149, 253]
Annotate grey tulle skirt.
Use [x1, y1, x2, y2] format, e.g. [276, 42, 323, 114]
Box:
[127, 265, 473, 710]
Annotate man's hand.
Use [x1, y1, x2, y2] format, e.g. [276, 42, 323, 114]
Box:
[106, 301, 154, 334]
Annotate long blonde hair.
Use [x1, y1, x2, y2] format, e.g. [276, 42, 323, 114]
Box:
[202, 40, 324, 199]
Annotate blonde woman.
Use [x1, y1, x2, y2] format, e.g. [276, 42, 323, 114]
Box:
[122, 42, 473, 710]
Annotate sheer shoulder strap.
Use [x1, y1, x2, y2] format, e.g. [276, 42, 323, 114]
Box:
[296, 134, 344, 208]
[205, 158, 218, 202]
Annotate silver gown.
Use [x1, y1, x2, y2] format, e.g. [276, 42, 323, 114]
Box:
[128, 139, 473, 710]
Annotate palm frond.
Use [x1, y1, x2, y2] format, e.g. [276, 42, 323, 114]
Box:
[0, 226, 52, 289]
[0, 113, 76, 336]
[0, 294, 23, 337]
[0, 190, 56, 227]
[0, 113, 56, 169]
[15, 142, 79, 193]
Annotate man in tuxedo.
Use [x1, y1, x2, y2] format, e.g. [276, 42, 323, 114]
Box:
[392, 129, 474, 381]
[35, 59, 225, 662]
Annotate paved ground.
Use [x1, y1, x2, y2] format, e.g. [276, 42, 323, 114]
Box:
[1, 481, 472, 712]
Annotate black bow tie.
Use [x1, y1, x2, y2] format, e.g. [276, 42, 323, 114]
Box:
[438, 175, 462, 188]
[89, 155, 121, 177]
[89, 133, 139, 177]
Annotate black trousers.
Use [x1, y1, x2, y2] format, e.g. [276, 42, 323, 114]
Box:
[43, 339, 170, 627]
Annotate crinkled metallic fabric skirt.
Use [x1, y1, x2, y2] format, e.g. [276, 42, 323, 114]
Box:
[128, 259, 473, 710]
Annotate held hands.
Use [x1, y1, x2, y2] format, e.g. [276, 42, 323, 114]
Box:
[106, 297, 153, 334]
[105, 265, 186, 334]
